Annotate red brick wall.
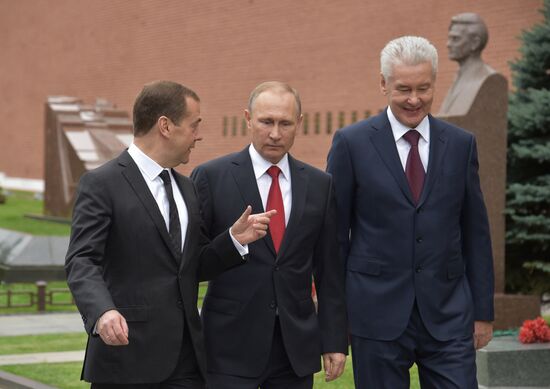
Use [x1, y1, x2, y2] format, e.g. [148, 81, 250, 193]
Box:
[0, 0, 543, 178]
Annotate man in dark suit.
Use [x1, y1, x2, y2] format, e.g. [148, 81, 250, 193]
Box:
[65, 81, 274, 388]
[327, 36, 495, 388]
[191, 81, 348, 389]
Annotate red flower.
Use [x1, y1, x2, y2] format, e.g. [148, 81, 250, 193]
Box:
[518, 317, 550, 344]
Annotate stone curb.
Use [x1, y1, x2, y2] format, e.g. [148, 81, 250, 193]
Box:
[0, 370, 57, 389]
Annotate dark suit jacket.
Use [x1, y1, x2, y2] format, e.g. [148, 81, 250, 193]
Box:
[191, 148, 348, 378]
[326, 110, 494, 342]
[65, 150, 244, 384]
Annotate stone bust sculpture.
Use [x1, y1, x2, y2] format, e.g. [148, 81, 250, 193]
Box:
[439, 13, 497, 116]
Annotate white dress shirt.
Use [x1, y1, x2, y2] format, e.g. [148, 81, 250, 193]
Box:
[248, 144, 292, 226]
[127, 143, 247, 256]
[387, 107, 430, 172]
[128, 143, 188, 251]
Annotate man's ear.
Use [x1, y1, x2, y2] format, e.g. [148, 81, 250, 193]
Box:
[296, 114, 303, 130]
[471, 35, 482, 53]
[157, 116, 170, 137]
[380, 73, 388, 95]
[244, 109, 252, 127]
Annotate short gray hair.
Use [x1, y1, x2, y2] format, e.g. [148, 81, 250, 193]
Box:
[380, 36, 438, 80]
[247, 81, 302, 118]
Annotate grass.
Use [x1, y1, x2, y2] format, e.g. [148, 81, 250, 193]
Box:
[0, 333, 420, 388]
[1, 362, 89, 389]
[0, 190, 70, 235]
[0, 333, 87, 355]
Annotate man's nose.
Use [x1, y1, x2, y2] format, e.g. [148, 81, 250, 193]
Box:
[407, 91, 420, 105]
[269, 125, 282, 139]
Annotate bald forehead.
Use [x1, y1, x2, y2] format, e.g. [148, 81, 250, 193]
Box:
[249, 89, 301, 118]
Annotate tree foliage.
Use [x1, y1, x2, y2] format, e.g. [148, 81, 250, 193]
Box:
[506, 0, 550, 295]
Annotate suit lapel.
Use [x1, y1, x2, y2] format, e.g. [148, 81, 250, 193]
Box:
[369, 111, 415, 205]
[277, 155, 307, 261]
[119, 151, 179, 262]
[230, 148, 276, 256]
[417, 115, 447, 207]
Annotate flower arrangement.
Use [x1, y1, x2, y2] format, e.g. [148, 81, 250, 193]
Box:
[518, 317, 550, 344]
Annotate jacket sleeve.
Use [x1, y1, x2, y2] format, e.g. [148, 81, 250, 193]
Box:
[314, 176, 349, 354]
[461, 136, 495, 321]
[191, 166, 246, 281]
[326, 130, 355, 263]
[65, 172, 116, 334]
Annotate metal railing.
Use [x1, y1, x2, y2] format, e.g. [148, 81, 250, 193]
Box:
[0, 281, 74, 312]
[0, 281, 208, 312]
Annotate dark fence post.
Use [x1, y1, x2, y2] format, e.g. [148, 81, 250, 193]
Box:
[36, 280, 47, 312]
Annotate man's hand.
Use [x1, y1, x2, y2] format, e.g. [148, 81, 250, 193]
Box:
[322, 352, 346, 382]
[474, 320, 493, 350]
[231, 206, 276, 245]
[97, 309, 129, 346]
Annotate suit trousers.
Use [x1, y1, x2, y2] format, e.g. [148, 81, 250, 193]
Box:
[91, 318, 205, 389]
[350, 302, 477, 389]
[206, 318, 313, 389]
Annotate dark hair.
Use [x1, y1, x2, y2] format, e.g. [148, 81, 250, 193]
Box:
[132, 80, 200, 136]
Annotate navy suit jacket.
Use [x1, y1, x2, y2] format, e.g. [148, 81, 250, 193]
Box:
[191, 148, 348, 378]
[327, 110, 494, 342]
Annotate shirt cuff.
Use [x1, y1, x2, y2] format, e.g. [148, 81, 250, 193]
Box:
[229, 227, 249, 257]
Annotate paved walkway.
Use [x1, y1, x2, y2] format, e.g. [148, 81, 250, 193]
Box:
[0, 313, 83, 336]
[0, 313, 85, 372]
[0, 350, 84, 366]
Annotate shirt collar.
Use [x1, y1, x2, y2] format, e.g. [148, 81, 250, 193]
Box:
[386, 106, 430, 144]
[248, 144, 290, 180]
[127, 143, 165, 181]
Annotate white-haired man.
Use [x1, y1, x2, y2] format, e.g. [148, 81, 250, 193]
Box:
[327, 36, 494, 388]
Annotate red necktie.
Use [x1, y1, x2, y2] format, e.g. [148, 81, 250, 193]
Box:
[266, 166, 285, 253]
[403, 130, 425, 204]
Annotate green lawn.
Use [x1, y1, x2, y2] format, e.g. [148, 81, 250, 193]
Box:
[0, 333, 87, 355]
[0, 190, 70, 235]
[2, 362, 89, 389]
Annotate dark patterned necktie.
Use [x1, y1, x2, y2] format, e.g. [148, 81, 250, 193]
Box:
[403, 130, 425, 204]
[266, 166, 285, 253]
[159, 170, 182, 253]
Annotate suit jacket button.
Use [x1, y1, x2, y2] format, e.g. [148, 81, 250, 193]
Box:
[269, 301, 277, 309]
[177, 300, 183, 308]
[274, 266, 279, 271]
[415, 266, 422, 273]
[416, 237, 423, 243]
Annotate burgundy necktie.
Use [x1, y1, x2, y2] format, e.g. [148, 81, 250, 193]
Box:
[266, 166, 285, 253]
[403, 130, 425, 204]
